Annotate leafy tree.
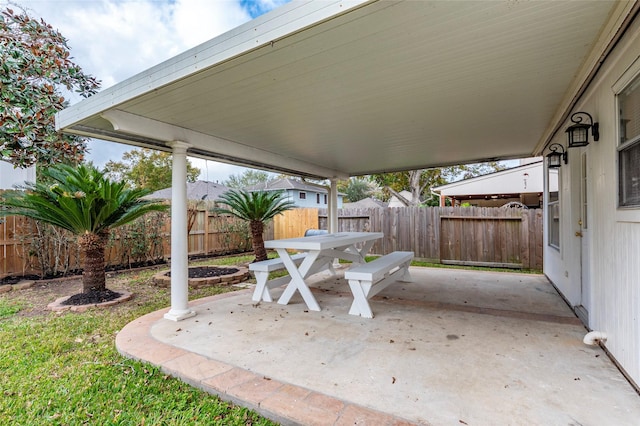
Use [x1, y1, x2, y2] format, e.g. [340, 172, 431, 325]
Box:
[103, 148, 200, 191]
[0, 163, 167, 293]
[0, 6, 100, 167]
[214, 189, 295, 262]
[338, 177, 376, 202]
[224, 169, 273, 189]
[371, 162, 504, 206]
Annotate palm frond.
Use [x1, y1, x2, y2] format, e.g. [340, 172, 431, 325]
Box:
[214, 189, 295, 222]
[0, 163, 167, 235]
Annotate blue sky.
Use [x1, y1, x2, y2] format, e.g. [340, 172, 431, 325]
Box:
[3, 0, 289, 183]
[241, 0, 289, 18]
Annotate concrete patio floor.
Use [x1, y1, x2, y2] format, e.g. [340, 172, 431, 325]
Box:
[116, 267, 640, 425]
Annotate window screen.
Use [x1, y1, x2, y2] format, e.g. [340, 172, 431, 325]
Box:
[619, 73, 640, 207]
[619, 143, 640, 206]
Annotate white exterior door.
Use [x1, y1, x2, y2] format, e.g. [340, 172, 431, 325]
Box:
[577, 151, 590, 324]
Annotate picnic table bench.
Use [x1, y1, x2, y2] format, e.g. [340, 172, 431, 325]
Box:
[250, 253, 306, 302]
[345, 251, 414, 318]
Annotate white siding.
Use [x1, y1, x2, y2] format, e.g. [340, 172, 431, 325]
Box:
[610, 223, 640, 379]
[285, 189, 343, 208]
[0, 161, 36, 189]
[437, 161, 543, 196]
[545, 16, 640, 386]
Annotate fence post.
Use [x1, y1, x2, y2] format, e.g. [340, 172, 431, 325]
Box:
[520, 210, 530, 269]
[203, 210, 209, 256]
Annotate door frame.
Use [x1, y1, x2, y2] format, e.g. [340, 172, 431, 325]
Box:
[575, 149, 591, 325]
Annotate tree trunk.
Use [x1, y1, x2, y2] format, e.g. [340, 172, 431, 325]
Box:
[78, 232, 108, 293]
[408, 170, 423, 205]
[249, 220, 267, 262]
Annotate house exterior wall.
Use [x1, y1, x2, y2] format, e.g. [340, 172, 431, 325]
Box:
[459, 196, 532, 208]
[544, 15, 640, 387]
[439, 162, 544, 196]
[434, 162, 543, 208]
[0, 161, 36, 189]
[285, 189, 343, 208]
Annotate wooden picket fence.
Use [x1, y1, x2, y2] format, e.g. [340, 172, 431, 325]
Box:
[0, 215, 32, 278]
[438, 209, 542, 269]
[186, 211, 252, 257]
[1, 205, 543, 278]
[272, 208, 317, 239]
[305, 206, 542, 270]
[0, 209, 252, 279]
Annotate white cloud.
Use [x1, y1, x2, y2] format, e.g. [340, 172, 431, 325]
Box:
[12, 0, 253, 90]
[189, 158, 252, 185]
[4, 0, 283, 182]
[60, 1, 180, 88]
[172, 0, 250, 48]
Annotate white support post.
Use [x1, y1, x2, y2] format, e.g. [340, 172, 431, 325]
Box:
[329, 179, 339, 233]
[329, 179, 340, 267]
[164, 141, 196, 321]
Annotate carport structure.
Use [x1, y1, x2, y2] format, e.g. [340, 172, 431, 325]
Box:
[56, 0, 634, 321]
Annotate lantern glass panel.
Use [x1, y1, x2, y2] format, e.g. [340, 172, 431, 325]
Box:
[547, 153, 562, 168]
[568, 125, 589, 147]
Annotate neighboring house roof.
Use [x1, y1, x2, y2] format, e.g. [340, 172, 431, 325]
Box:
[246, 178, 333, 194]
[432, 160, 543, 197]
[145, 180, 229, 201]
[342, 197, 386, 209]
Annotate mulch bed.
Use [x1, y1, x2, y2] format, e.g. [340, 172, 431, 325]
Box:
[0, 260, 168, 286]
[61, 289, 122, 306]
[3, 260, 248, 309]
[0, 274, 43, 285]
[165, 267, 239, 278]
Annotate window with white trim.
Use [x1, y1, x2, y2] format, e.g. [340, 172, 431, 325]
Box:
[548, 168, 560, 249]
[618, 73, 640, 207]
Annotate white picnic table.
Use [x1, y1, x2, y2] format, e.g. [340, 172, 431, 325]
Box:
[264, 231, 383, 311]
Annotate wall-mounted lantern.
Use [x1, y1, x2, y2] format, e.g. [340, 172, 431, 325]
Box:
[566, 112, 599, 148]
[546, 143, 567, 168]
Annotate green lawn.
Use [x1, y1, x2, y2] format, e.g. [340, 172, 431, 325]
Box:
[0, 254, 277, 426]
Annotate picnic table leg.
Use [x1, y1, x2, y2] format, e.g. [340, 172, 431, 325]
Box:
[308, 255, 335, 275]
[337, 239, 376, 265]
[356, 239, 376, 263]
[400, 262, 412, 282]
[252, 271, 272, 302]
[277, 250, 321, 311]
[347, 279, 374, 318]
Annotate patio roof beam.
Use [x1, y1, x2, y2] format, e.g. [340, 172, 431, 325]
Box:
[99, 110, 348, 180]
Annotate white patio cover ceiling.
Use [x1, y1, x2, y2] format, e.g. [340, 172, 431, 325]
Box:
[56, 0, 633, 180]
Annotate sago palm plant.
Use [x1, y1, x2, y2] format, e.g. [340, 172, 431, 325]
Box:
[214, 189, 295, 262]
[0, 164, 167, 293]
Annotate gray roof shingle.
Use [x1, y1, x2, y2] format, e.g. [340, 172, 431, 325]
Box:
[145, 180, 230, 201]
